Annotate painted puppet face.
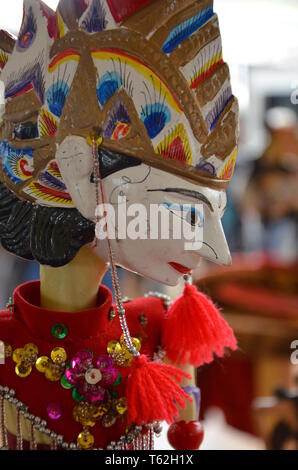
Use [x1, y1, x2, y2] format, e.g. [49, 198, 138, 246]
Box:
[56, 135, 231, 286]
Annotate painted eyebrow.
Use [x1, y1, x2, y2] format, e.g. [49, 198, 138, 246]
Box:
[147, 188, 214, 212]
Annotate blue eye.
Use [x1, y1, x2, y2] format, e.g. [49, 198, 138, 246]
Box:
[183, 206, 204, 227]
[162, 203, 204, 227]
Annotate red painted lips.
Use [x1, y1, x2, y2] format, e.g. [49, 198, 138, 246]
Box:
[169, 262, 192, 275]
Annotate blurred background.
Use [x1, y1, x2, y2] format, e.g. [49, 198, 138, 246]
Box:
[0, 0, 297, 450]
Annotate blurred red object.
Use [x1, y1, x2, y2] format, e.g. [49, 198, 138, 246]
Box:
[167, 420, 204, 450]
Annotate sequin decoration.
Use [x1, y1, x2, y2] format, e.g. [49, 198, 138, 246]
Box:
[73, 402, 105, 427]
[86, 131, 103, 147]
[77, 430, 94, 450]
[72, 387, 84, 403]
[6, 297, 14, 314]
[73, 397, 127, 430]
[47, 403, 62, 421]
[101, 397, 127, 428]
[64, 348, 127, 450]
[51, 323, 68, 340]
[36, 347, 67, 382]
[62, 351, 119, 404]
[13, 344, 39, 378]
[108, 307, 116, 322]
[107, 335, 141, 367]
[4, 343, 13, 359]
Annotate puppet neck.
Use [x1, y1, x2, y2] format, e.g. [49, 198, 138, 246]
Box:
[40, 245, 108, 312]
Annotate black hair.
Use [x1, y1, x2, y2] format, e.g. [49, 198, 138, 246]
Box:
[0, 181, 95, 267]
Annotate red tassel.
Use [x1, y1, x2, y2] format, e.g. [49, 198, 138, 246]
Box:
[162, 284, 237, 366]
[126, 355, 192, 425]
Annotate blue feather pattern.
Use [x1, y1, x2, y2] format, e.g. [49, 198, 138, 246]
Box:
[18, 6, 37, 50]
[5, 56, 45, 103]
[141, 102, 171, 139]
[140, 79, 171, 139]
[0, 140, 34, 184]
[81, 0, 108, 33]
[97, 71, 122, 107]
[103, 99, 131, 139]
[96, 63, 133, 107]
[46, 80, 70, 118]
[162, 6, 214, 54]
[39, 170, 67, 191]
[206, 86, 232, 131]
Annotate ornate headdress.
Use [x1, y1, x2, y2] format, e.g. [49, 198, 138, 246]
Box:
[0, 0, 239, 209]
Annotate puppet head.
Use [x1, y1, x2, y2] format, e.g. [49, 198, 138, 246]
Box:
[0, 0, 239, 285]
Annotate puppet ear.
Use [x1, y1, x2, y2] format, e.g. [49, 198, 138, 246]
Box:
[57, 0, 89, 30]
[0, 30, 15, 74]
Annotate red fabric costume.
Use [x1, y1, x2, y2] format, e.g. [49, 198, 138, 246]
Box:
[0, 281, 166, 449]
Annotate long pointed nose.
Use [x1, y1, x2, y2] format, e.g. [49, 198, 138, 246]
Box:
[197, 215, 232, 266]
[57, 49, 101, 144]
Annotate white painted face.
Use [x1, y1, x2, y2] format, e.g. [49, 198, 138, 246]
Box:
[57, 135, 231, 286]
